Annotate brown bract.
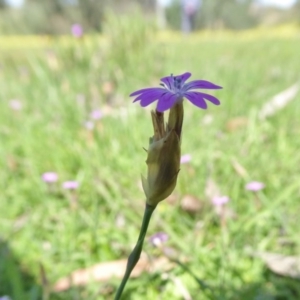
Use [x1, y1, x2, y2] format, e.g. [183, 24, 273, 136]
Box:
[142, 103, 183, 206]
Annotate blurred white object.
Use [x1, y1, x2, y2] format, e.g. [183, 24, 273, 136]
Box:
[253, 251, 300, 278]
[157, 0, 172, 7]
[202, 114, 213, 125]
[9, 99, 22, 110]
[156, 0, 172, 29]
[0, 296, 12, 300]
[259, 83, 299, 120]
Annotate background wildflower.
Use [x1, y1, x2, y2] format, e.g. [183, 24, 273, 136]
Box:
[212, 195, 229, 207]
[42, 172, 58, 183]
[130, 72, 222, 112]
[90, 109, 103, 120]
[42, 172, 58, 194]
[245, 181, 265, 210]
[149, 232, 169, 247]
[212, 196, 231, 228]
[71, 24, 83, 38]
[62, 181, 79, 209]
[180, 154, 192, 164]
[245, 181, 265, 192]
[62, 181, 79, 190]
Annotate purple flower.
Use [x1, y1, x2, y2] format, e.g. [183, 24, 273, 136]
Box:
[180, 154, 192, 164]
[62, 181, 79, 190]
[245, 181, 265, 192]
[130, 72, 222, 112]
[90, 109, 103, 120]
[212, 196, 229, 207]
[149, 232, 169, 247]
[71, 24, 83, 38]
[42, 172, 58, 183]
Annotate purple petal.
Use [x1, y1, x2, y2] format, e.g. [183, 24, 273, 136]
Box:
[160, 76, 173, 89]
[200, 92, 221, 105]
[139, 90, 169, 107]
[177, 72, 192, 84]
[184, 80, 222, 90]
[130, 87, 163, 97]
[184, 92, 207, 109]
[185, 91, 220, 107]
[156, 93, 177, 112]
[134, 89, 167, 100]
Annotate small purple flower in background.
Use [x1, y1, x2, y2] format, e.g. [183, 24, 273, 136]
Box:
[62, 181, 79, 190]
[71, 23, 83, 38]
[42, 172, 58, 183]
[180, 154, 192, 164]
[9, 99, 22, 111]
[212, 196, 232, 227]
[149, 232, 169, 247]
[245, 181, 265, 210]
[212, 195, 229, 207]
[130, 72, 222, 112]
[90, 109, 103, 120]
[245, 181, 265, 192]
[63, 181, 79, 209]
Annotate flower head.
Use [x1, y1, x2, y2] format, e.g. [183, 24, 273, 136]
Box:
[42, 172, 58, 183]
[180, 154, 192, 164]
[90, 109, 103, 120]
[71, 24, 83, 38]
[62, 181, 79, 190]
[149, 232, 169, 247]
[130, 72, 222, 112]
[212, 196, 229, 207]
[245, 181, 265, 192]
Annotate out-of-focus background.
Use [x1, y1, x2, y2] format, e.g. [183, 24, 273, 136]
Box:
[0, 0, 300, 33]
[1, 1, 300, 300]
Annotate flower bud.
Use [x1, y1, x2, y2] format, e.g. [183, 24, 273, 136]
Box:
[142, 107, 182, 207]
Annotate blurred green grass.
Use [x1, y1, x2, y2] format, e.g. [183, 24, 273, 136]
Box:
[0, 16, 300, 300]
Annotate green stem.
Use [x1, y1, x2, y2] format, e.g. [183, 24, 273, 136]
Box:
[114, 203, 156, 300]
